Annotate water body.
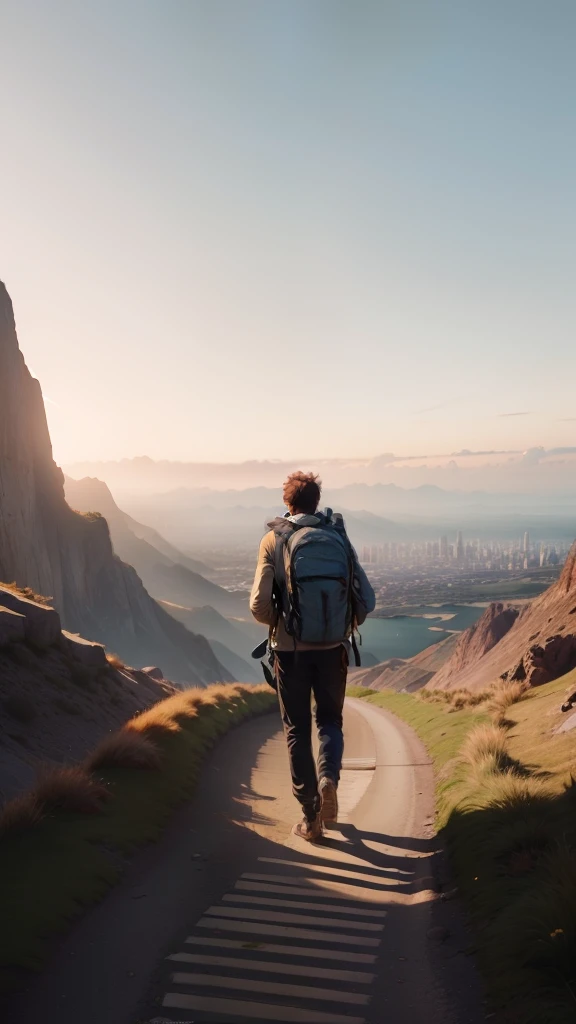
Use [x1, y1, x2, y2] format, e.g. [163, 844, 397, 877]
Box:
[359, 605, 484, 664]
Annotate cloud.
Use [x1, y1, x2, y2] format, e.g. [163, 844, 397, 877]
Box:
[498, 411, 531, 417]
[416, 400, 459, 414]
[558, 418, 576, 422]
[450, 449, 516, 457]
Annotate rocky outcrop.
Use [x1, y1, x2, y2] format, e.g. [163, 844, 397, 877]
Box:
[427, 543, 576, 692]
[0, 586, 175, 801]
[0, 584, 107, 667]
[0, 281, 231, 686]
[430, 603, 519, 690]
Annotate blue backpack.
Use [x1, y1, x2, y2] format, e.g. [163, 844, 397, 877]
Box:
[270, 509, 356, 646]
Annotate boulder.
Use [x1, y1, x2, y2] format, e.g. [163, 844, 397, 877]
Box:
[0, 587, 61, 648]
[141, 666, 165, 681]
[525, 634, 576, 687]
[0, 606, 26, 646]
[60, 630, 108, 669]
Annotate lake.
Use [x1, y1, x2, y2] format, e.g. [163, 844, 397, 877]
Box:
[358, 605, 484, 664]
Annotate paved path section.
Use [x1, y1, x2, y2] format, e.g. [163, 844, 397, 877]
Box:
[8, 699, 484, 1024]
[147, 698, 481, 1023]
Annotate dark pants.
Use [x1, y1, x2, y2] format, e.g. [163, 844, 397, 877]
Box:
[274, 646, 348, 821]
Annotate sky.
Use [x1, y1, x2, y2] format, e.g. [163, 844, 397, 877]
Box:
[1, 0, 575, 464]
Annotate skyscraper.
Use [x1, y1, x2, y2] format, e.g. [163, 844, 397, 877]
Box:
[455, 531, 464, 563]
[440, 535, 448, 562]
[523, 531, 530, 554]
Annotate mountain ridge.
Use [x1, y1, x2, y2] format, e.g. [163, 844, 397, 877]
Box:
[427, 544, 576, 692]
[0, 281, 231, 686]
[64, 476, 247, 616]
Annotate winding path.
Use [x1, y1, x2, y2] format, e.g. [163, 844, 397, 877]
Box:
[9, 699, 484, 1024]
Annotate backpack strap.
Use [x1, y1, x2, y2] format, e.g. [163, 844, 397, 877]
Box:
[350, 630, 362, 667]
[328, 511, 363, 656]
[271, 520, 300, 638]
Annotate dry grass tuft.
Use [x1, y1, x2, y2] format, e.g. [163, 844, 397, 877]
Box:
[34, 766, 110, 813]
[106, 652, 127, 671]
[487, 680, 530, 725]
[418, 686, 491, 710]
[0, 793, 44, 835]
[420, 680, 530, 723]
[460, 724, 510, 772]
[0, 767, 109, 834]
[1, 581, 53, 605]
[480, 771, 548, 810]
[127, 682, 244, 735]
[86, 730, 162, 771]
[449, 688, 492, 710]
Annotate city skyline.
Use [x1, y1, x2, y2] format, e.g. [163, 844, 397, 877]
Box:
[360, 533, 568, 570]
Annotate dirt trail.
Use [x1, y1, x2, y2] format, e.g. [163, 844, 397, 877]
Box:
[7, 700, 485, 1024]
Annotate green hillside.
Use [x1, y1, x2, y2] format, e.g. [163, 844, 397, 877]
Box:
[355, 670, 576, 1023]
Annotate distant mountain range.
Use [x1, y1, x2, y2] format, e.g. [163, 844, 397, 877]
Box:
[114, 495, 414, 548]
[63, 450, 576, 497]
[158, 603, 265, 684]
[115, 487, 576, 549]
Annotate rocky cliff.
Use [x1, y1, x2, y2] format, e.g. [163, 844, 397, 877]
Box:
[64, 476, 249, 617]
[0, 282, 231, 686]
[427, 543, 576, 692]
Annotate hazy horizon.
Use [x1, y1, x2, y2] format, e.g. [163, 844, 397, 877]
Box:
[1, 1, 575, 465]
[64, 446, 576, 498]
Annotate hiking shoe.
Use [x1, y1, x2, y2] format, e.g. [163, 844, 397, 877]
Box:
[292, 815, 322, 842]
[319, 776, 338, 825]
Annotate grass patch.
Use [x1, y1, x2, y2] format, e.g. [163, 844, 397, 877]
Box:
[0, 582, 52, 605]
[346, 684, 377, 698]
[0, 683, 275, 990]
[356, 675, 576, 1021]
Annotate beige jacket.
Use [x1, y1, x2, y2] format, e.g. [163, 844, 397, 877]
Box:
[249, 529, 342, 651]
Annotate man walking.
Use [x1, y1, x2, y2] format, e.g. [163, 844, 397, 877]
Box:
[250, 471, 375, 841]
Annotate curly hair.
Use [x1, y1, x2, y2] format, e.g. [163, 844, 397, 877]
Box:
[282, 471, 321, 514]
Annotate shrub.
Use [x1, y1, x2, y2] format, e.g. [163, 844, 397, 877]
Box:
[2, 694, 37, 723]
[86, 730, 162, 771]
[0, 793, 44, 835]
[105, 652, 126, 671]
[34, 767, 109, 813]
